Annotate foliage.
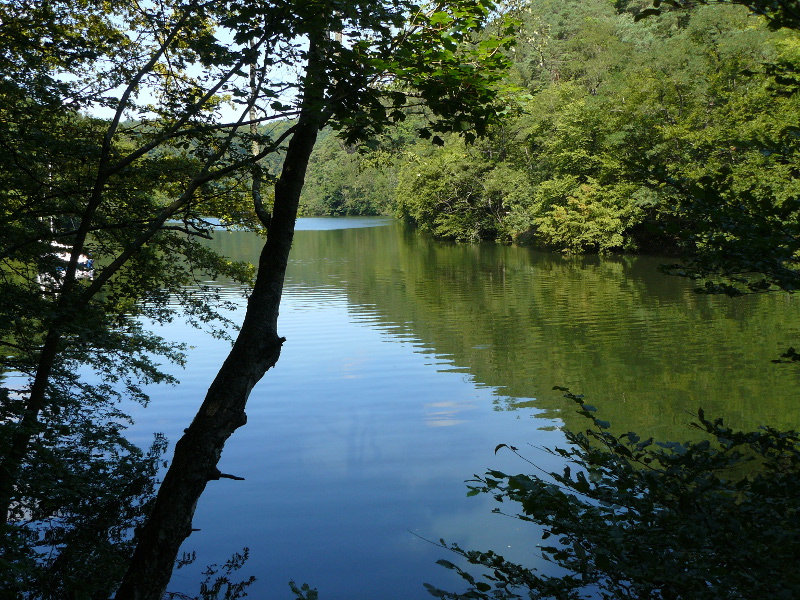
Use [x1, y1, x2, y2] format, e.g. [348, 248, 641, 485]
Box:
[289, 581, 320, 600]
[634, 0, 800, 30]
[528, 178, 643, 253]
[653, 65, 800, 292]
[316, 0, 800, 288]
[428, 389, 800, 600]
[167, 549, 256, 600]
[1, 433, 167, 598]
[300, 129, 397, 216]
[0, 0, 282, 586]
[396, 144, 514, 241]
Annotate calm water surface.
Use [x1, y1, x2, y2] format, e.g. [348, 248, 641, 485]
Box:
[129, 217, 800, 598]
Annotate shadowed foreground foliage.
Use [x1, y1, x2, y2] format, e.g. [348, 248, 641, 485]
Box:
[428, 389, 800, 600]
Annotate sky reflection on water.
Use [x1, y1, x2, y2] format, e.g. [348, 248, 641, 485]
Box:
[127, 217, 800, 599]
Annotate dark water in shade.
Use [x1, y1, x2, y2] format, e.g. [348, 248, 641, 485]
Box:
[128, 217, 800, 599]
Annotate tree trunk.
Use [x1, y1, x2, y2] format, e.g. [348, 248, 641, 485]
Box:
[114, 33, 327, 600]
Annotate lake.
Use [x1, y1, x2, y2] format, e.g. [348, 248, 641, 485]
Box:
[128, 217, 800, 599]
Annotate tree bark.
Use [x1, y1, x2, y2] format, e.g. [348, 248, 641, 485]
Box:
[114, 32, 328, 600]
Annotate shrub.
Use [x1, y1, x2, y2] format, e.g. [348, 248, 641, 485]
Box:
[428, 389, 800, 600]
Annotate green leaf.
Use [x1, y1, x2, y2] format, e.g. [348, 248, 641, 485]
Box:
[429, 12, 452, 26]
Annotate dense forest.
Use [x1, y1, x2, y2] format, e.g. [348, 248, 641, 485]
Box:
[301, 0, 800, 274]
[2, 0, 799, 598]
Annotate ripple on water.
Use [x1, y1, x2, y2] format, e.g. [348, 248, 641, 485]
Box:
[133, 223, 800, 600]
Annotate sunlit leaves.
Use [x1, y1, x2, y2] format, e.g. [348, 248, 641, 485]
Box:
[323, 1, 516, 146]
[387, 0, 800, 275]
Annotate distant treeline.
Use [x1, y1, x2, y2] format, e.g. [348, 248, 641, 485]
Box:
[297, 0, 800, 255]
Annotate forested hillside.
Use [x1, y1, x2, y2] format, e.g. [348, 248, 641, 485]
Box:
[301, 0, 800, 261]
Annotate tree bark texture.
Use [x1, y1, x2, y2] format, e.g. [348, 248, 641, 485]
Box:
[114, 34, 327, 600]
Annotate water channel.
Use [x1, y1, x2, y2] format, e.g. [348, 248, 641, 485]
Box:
[128, 217, 800, 599]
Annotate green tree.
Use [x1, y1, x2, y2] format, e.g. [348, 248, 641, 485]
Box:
[300, 129, 397, 216]
[390, 0, 800, 269]
[0, 0, 320, 593]
[112, 2, 516, 598]
[627, 5, 800, 292]
[607, 2, 800, 290]
[397, 144, 505, 241]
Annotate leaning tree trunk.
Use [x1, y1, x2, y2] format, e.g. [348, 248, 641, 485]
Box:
[114, 35, 327, 600]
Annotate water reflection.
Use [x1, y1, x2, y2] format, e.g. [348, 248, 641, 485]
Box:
[250, 220, 799, 435]
[148, 217, 800, 599]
